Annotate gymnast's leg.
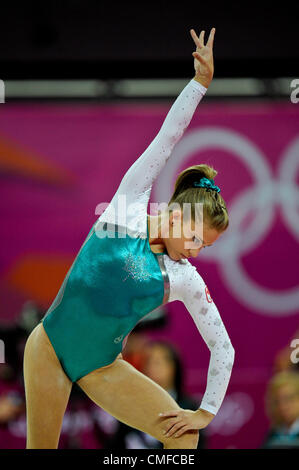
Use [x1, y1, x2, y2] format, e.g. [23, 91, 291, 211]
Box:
[23, 323, 73, 448]
[77, 356, 199, 449]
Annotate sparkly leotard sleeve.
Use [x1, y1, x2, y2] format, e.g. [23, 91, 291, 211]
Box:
[42, 78, 234, 416]
[97, 78, 208, 234]
[165, 256, 235, 415]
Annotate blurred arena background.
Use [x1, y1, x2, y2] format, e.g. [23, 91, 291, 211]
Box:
[0, 1, 298, 449]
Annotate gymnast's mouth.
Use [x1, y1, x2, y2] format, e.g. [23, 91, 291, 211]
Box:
[175, 253, 188, 260]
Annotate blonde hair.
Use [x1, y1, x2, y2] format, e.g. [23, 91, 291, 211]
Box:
[265, 370, 299, 427]
[168, 164, 229, 232]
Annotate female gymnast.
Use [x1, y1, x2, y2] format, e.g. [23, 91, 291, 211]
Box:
[23, 27, 235, 449]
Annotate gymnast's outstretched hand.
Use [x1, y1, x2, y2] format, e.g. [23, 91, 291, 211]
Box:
[190, 27, 216, 88]
[158, 407, 215, 438]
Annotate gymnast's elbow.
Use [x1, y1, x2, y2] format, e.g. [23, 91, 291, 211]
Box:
[215, 337, 235, 364]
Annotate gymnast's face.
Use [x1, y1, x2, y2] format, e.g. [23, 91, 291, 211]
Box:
[162, 209, 221, 261]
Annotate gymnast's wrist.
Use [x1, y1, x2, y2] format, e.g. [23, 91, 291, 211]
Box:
[195, 407, 216, 423]
[192, 75, 211, 90]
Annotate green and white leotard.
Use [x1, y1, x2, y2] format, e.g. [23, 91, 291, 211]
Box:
[42, 78, 235, 416]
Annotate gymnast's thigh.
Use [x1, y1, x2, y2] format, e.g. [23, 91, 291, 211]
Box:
[76, 356, 182, 443]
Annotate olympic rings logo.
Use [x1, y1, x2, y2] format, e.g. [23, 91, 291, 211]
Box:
[155, 127, 299, 316]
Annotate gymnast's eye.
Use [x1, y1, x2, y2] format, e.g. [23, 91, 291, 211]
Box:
[193, 236, 203, 247]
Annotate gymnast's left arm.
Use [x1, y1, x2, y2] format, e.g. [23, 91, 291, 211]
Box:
[113, 28, 215, 204]
[159, 262, 235, 437]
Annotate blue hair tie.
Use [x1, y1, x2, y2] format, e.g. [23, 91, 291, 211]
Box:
[193, 177, 221, 193]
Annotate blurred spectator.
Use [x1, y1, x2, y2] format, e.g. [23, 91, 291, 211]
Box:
[0, 300, 44, 448]
[96, 336, 206, 449]
[261, 370, 299, 448]
[120, 331, 150, 372]
[0, 300, 97, 449]
[0, 300, 43, 383]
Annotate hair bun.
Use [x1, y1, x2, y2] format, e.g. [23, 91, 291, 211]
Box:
[172, 164, 217, 195]
[196, 164, 217, 181]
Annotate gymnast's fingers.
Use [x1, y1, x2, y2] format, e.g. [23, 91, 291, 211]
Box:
[190, 29, 203, 49]
[207, 27, 216, 48]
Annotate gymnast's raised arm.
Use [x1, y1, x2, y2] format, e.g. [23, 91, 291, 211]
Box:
[112, 28, 216, 205]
